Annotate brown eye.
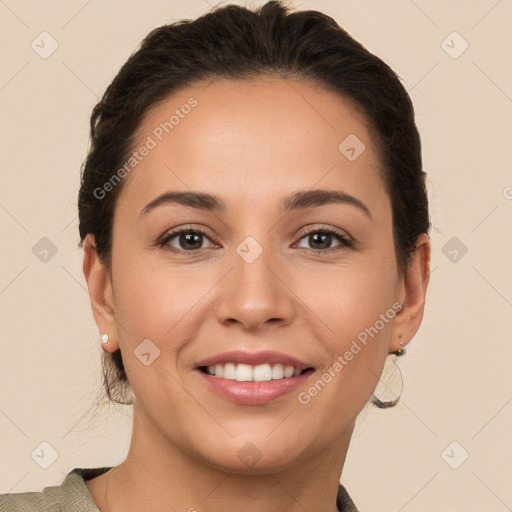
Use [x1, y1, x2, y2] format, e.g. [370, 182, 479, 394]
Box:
[296, 227, 352, 252]
[159, 228, 215, 253]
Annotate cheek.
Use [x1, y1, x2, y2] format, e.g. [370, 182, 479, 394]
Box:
[113, 257, 202, 340]
[296, 246, 397, 344]
[298, 246, 397, 403]
[109, 254, 200, 401]
[297, 273, 393, 428]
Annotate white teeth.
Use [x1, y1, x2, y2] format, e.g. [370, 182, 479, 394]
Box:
[204, 362, 306, 381]
[283, 365, 294, 378]
[253, 364, 272, 381]
[235, 363, 253, 381]
[271, 364, 284, 379]
[223, 362, 236, 379]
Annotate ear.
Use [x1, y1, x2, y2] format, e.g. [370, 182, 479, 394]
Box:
[82, 234, 120, 353]
[389, 233, 431, 353]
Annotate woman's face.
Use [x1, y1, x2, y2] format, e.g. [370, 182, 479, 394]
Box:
[86, 77, 429, 473]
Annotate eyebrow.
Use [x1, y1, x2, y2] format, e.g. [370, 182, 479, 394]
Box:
[140, 189, 372, 220]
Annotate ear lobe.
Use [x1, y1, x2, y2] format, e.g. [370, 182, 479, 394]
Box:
[389, 233, 431, 353]
[82, 234, 119, 352]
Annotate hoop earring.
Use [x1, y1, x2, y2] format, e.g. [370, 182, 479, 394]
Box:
[370, 347, 406, 409]
[101, 333, 109, 344]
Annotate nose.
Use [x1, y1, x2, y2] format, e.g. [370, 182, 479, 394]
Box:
[214, 244, 295, 332]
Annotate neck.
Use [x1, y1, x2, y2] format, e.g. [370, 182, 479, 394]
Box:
[101, 403, 354, 512]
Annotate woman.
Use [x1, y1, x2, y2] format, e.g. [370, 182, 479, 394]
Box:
[1, 1, 430, 510]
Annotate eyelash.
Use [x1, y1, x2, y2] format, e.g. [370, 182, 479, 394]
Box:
[157, 224, 353, 256]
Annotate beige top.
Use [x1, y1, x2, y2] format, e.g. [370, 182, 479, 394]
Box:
[0, 467, 359, 511]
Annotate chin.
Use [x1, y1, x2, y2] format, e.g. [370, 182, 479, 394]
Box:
[194, 435, 312, 475]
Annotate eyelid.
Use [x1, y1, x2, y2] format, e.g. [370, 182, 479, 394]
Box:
[296, 224, 352, 242]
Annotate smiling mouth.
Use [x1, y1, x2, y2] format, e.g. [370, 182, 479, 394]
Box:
[198, 363, 314, 382]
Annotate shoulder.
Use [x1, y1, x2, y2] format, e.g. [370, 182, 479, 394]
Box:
[337, 482, 359, 512]
[0, 467, 112, 512]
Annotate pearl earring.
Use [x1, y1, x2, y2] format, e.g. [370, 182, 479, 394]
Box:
[101, 334, 109, 344]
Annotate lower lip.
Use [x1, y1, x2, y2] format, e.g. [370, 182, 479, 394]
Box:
[196, 369, 314, 405]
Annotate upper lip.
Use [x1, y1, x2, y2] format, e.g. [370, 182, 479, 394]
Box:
[195, 350, 313, 370]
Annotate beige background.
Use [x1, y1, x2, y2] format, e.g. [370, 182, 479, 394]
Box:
[1, 0, 511, 510]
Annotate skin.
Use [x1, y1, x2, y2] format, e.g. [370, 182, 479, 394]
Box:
[83, 77, 430, 512]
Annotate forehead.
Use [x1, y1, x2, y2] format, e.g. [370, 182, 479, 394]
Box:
[117, 77, 388, 216]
